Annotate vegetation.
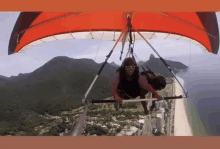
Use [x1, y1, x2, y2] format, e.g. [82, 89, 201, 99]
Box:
[0, 55, 180, 136]
[35, 94, 83, 116]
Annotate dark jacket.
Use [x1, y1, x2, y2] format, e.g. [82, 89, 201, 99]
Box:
[116, 67, 141, 98]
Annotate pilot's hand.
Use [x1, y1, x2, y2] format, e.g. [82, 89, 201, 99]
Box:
[114, 94, 123, 104]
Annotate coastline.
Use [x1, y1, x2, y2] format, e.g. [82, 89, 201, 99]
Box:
[173, 78, 193, 136]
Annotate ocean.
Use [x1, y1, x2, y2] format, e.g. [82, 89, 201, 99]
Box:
[167, 53, 220, 136]
[179, 69, 220, 136]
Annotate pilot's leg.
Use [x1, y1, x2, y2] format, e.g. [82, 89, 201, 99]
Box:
[150, 93, 156, 111]
[140, 87, 149, 115]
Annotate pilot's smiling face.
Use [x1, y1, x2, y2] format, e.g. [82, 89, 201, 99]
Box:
[125, 65, 135, 76]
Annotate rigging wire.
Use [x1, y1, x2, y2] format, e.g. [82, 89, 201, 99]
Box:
[189, 39, 191, 89]
[94, 31, 104, 61]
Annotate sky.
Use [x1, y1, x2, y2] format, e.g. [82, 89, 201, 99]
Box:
[0, 12, 220, 77]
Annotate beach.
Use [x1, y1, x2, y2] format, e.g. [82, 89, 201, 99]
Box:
[174, 78, 193, 136]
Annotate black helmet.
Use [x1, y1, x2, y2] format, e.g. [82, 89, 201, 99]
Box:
[122, 57, 137, 67]
[152, 75, 166, 90]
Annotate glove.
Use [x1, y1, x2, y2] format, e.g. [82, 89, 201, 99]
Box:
[114, 93, 123, 104]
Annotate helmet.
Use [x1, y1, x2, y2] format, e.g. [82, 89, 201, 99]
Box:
[152, 75, 166, 90]
[122, 57, 137, 67]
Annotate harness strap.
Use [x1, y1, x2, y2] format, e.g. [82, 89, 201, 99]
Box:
[120, 15, 136, 61]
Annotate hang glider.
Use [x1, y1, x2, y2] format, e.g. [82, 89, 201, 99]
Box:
[8, 11, 219, 136]
[9, 12, 219, 55]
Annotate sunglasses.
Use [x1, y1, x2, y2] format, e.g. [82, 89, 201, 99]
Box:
[125, 66, 136, 70]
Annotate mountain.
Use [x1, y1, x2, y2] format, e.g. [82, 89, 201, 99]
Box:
[140, 54, 188, 77]
[150, 54, 156, 59]
[0, 56, 118, 118]
[0, 55, 187, 120]
[137, 61, 145, 66]
[0, 75, 9, 87]
[110, 62, 119, 67]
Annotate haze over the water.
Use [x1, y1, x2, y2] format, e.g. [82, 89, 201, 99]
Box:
[178, 61, 220, 136]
